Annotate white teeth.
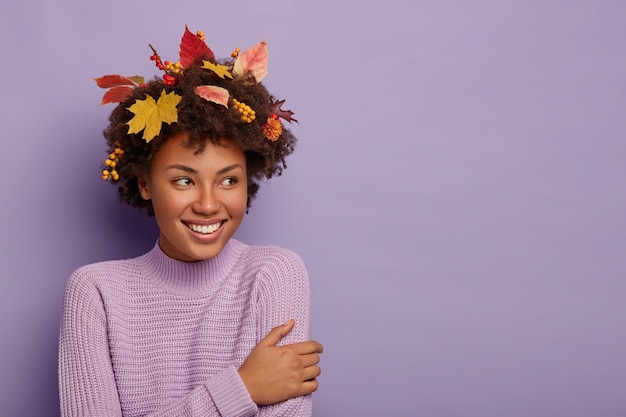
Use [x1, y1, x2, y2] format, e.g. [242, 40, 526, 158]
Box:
[188, 222, 222, 234]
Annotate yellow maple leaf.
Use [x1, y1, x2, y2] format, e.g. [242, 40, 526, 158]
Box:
[201, 61, 233, 79]
[126, 89, 182, 142]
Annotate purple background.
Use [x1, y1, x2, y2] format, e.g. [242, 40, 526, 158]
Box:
[1, 1, 625, 416]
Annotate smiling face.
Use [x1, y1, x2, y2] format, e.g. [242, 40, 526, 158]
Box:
[138, 132, 248, 262]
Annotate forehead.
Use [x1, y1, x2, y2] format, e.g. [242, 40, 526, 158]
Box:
[154, 133, 244, 159]
[152, 133, 245, 167]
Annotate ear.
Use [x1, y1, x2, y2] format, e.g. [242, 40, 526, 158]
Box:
[138, 177, 152, 201]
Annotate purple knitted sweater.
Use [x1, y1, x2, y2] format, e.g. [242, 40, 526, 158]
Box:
[58, 239, 312, 417]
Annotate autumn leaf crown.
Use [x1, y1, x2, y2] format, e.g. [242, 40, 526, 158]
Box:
[96, 27, 297, 141]
[95, 27, 297, 180]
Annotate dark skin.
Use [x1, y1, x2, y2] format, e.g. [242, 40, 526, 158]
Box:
[137, 133, 323, 405]
[102, 55, 316, 405]
[103, 65, 297, 215]
[239, 319, 323, 404]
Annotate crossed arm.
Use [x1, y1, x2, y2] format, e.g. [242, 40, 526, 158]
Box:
[59, 255, 323, 417]
[239, 319, 323, 405]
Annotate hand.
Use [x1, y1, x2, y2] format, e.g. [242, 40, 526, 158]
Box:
[238, 319, 323, 405]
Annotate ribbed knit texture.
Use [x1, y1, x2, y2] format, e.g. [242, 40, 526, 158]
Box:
[59, 239, 311, 417]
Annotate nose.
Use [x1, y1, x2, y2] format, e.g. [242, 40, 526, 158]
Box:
[192, 185, 220, 215]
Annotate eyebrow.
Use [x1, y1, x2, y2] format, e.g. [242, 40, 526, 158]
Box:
[217, 164, 245, 175]
[166, 163, 244, 175]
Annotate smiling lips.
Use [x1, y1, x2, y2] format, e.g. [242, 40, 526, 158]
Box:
[186, 221, 223, 234]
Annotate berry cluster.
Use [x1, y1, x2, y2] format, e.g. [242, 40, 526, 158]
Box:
[231, 98, 256, 123]
[231, 47, 240, 59]
[165, 61, 182, 74]
[149, 45, 178, 86]
[101, 147, 124, 181]
[263, 114, 283, 141]
[149, 46, 165, 71]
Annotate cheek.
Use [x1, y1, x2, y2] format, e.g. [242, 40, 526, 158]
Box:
[150, 189, 184, 215]
[228, 188, 249, 217]
[151, 198, 174, 221]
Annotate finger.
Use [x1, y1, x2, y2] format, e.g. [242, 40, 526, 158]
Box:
[288, 340, 324, 354]
[300, 352, 321, 368]
[299, 378, 319, 395]
[302, 364, 321, 382]
[260, 319, 295, 346]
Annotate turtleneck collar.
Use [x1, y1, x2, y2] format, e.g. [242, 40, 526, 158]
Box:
[137, 238, 247, 294]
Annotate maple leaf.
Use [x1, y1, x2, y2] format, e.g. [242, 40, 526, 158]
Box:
[232, 40, 268, 82]
[270, 100, 298, 123]
[200, 61, 233, 79]
[179, 26, 214, 69]
[101, 86, 134, 105]
[94, 74, 138, 89]
[126, 89, 182, 142]
[194, 85, 229, 107]
[95, 74, 145, 104]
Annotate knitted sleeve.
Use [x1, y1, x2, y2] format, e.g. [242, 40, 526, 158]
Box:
[58, 269, 123, 417]
[252, 247, 314, 416]
[58, 267, 257, 417]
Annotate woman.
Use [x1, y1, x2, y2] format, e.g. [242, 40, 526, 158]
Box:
[59, 27, 322, 417]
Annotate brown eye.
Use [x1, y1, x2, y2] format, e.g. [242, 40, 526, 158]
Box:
[174, 178, 193, 187]
[221, 176, 239, 186]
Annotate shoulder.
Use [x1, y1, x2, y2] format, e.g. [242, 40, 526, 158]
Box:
[233, 241, 309, 296]
[64, 256, 143, 301]
[238, 242, 308, 279]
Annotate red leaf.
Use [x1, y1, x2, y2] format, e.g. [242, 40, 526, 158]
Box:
[179, 26, 214, 69]
[270, 100, 298, 123]
[100, 86, 134, 105]
[94, 74, 137, 89]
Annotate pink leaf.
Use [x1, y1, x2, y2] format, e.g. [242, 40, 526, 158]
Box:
[194, 85, 229, 107]
[232, 40, 268, 82]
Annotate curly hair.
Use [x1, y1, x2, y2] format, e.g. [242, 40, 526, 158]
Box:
[102, 62, 297, 215]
